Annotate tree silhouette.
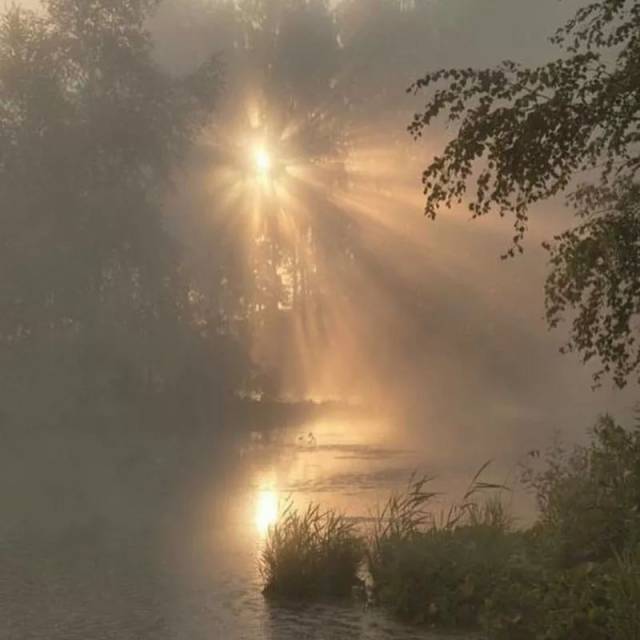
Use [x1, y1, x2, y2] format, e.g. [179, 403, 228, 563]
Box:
[0, 0, 223, 423]
[410, 0, 640, 387]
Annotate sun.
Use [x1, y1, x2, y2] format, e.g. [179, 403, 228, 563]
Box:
[253, 146, 272, 177]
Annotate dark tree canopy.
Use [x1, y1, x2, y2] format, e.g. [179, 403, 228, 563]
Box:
[409, 0, 640, 388]
[0, 0, 226, 425]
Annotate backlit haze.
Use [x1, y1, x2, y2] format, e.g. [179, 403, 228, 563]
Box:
[153, 0, 634, 542]
[150, 0, 634, 448]
[10, 0, 636, 554]
[4, 2, 637, 638]
[10, 0, 637, 552]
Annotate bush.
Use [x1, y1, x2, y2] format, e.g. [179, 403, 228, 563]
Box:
[259, 419, 640, 640]
[521, 416, 640, 567]
[486, 414, 640, 640]
[484, 561, 613, 640]
[260, 502, 364, 598]
[371, 525, 535, 628]
[367, 468, 515, 628]
[607, 546, 640, 640]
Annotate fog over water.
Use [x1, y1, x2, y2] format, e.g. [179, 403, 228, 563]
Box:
[145, 0, 633, 458]
[3, 1, 638, 638]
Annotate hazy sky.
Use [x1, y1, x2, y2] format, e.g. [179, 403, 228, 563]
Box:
[12, 0, 636, 459]
[4, 8, 636, 637]
[148, 0, 636, 464]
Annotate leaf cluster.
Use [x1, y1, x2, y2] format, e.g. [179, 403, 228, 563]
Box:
[409, 0, 640, 385]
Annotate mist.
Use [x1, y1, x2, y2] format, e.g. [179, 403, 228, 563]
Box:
[3, 1, 638, 638]
[148, 0, 634, 459]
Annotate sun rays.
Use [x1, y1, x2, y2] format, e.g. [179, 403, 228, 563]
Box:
[185, 90, 497, 400]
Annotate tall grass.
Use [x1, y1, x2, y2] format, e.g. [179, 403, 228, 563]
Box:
[260, 501, 364, 598]
[609, 546, 640, 640]
[367, 464, 515, 627]
[259, 418, 640, 639]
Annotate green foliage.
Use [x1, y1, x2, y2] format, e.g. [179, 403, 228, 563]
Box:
[371, 523, 530, 628]
[478, 416, 640, 640]
[264, 421, 640, 638]
[546, 181, 640, 388]
[608, 546, 640, 640]
[521, 415, 640, 566]
[369, 516, 638, 640]
[0, 0, 227, 426]
[409, 0, 640, 387]
[485, 416, 640, 640]
[260, 501, 364, 598]
[483, 561, 609, 640]
[365, 422, 640, 638]
[367, 468, 516, 628]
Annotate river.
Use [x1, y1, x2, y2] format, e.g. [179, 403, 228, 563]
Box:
[2, 404, 480, 639]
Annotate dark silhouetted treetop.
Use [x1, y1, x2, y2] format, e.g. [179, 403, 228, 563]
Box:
[409, 0, 640, 388]
[0, 0, 227, 410]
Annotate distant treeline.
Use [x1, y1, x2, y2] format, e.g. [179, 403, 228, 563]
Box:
[0, 0, 459, 432]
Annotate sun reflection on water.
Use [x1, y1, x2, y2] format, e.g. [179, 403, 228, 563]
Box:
[255, 489, 279, 536]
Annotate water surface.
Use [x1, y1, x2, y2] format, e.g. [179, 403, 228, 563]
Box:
[3, 406, 478, 640]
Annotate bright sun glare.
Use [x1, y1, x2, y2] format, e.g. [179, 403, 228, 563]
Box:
[253, 147, 272, 176]
[255, 489, 278, 535]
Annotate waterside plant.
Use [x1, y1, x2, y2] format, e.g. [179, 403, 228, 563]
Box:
[260, 501, 364, 598]
[261, 416, 640, 639]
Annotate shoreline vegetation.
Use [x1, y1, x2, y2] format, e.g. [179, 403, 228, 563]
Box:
[261, 415, 640, 640]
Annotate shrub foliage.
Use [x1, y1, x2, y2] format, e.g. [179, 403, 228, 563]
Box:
[262, 417, 640, 639]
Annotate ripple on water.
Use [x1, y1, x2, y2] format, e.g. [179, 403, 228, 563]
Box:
[3, 410, 479, 640]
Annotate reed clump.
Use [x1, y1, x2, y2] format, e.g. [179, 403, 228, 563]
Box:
[260, 501, 364, 598]
[367, 464, 520, 629]
[367, 417, 640, 639]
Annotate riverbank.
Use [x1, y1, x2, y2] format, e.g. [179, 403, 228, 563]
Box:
[261, 415, 640, 639]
